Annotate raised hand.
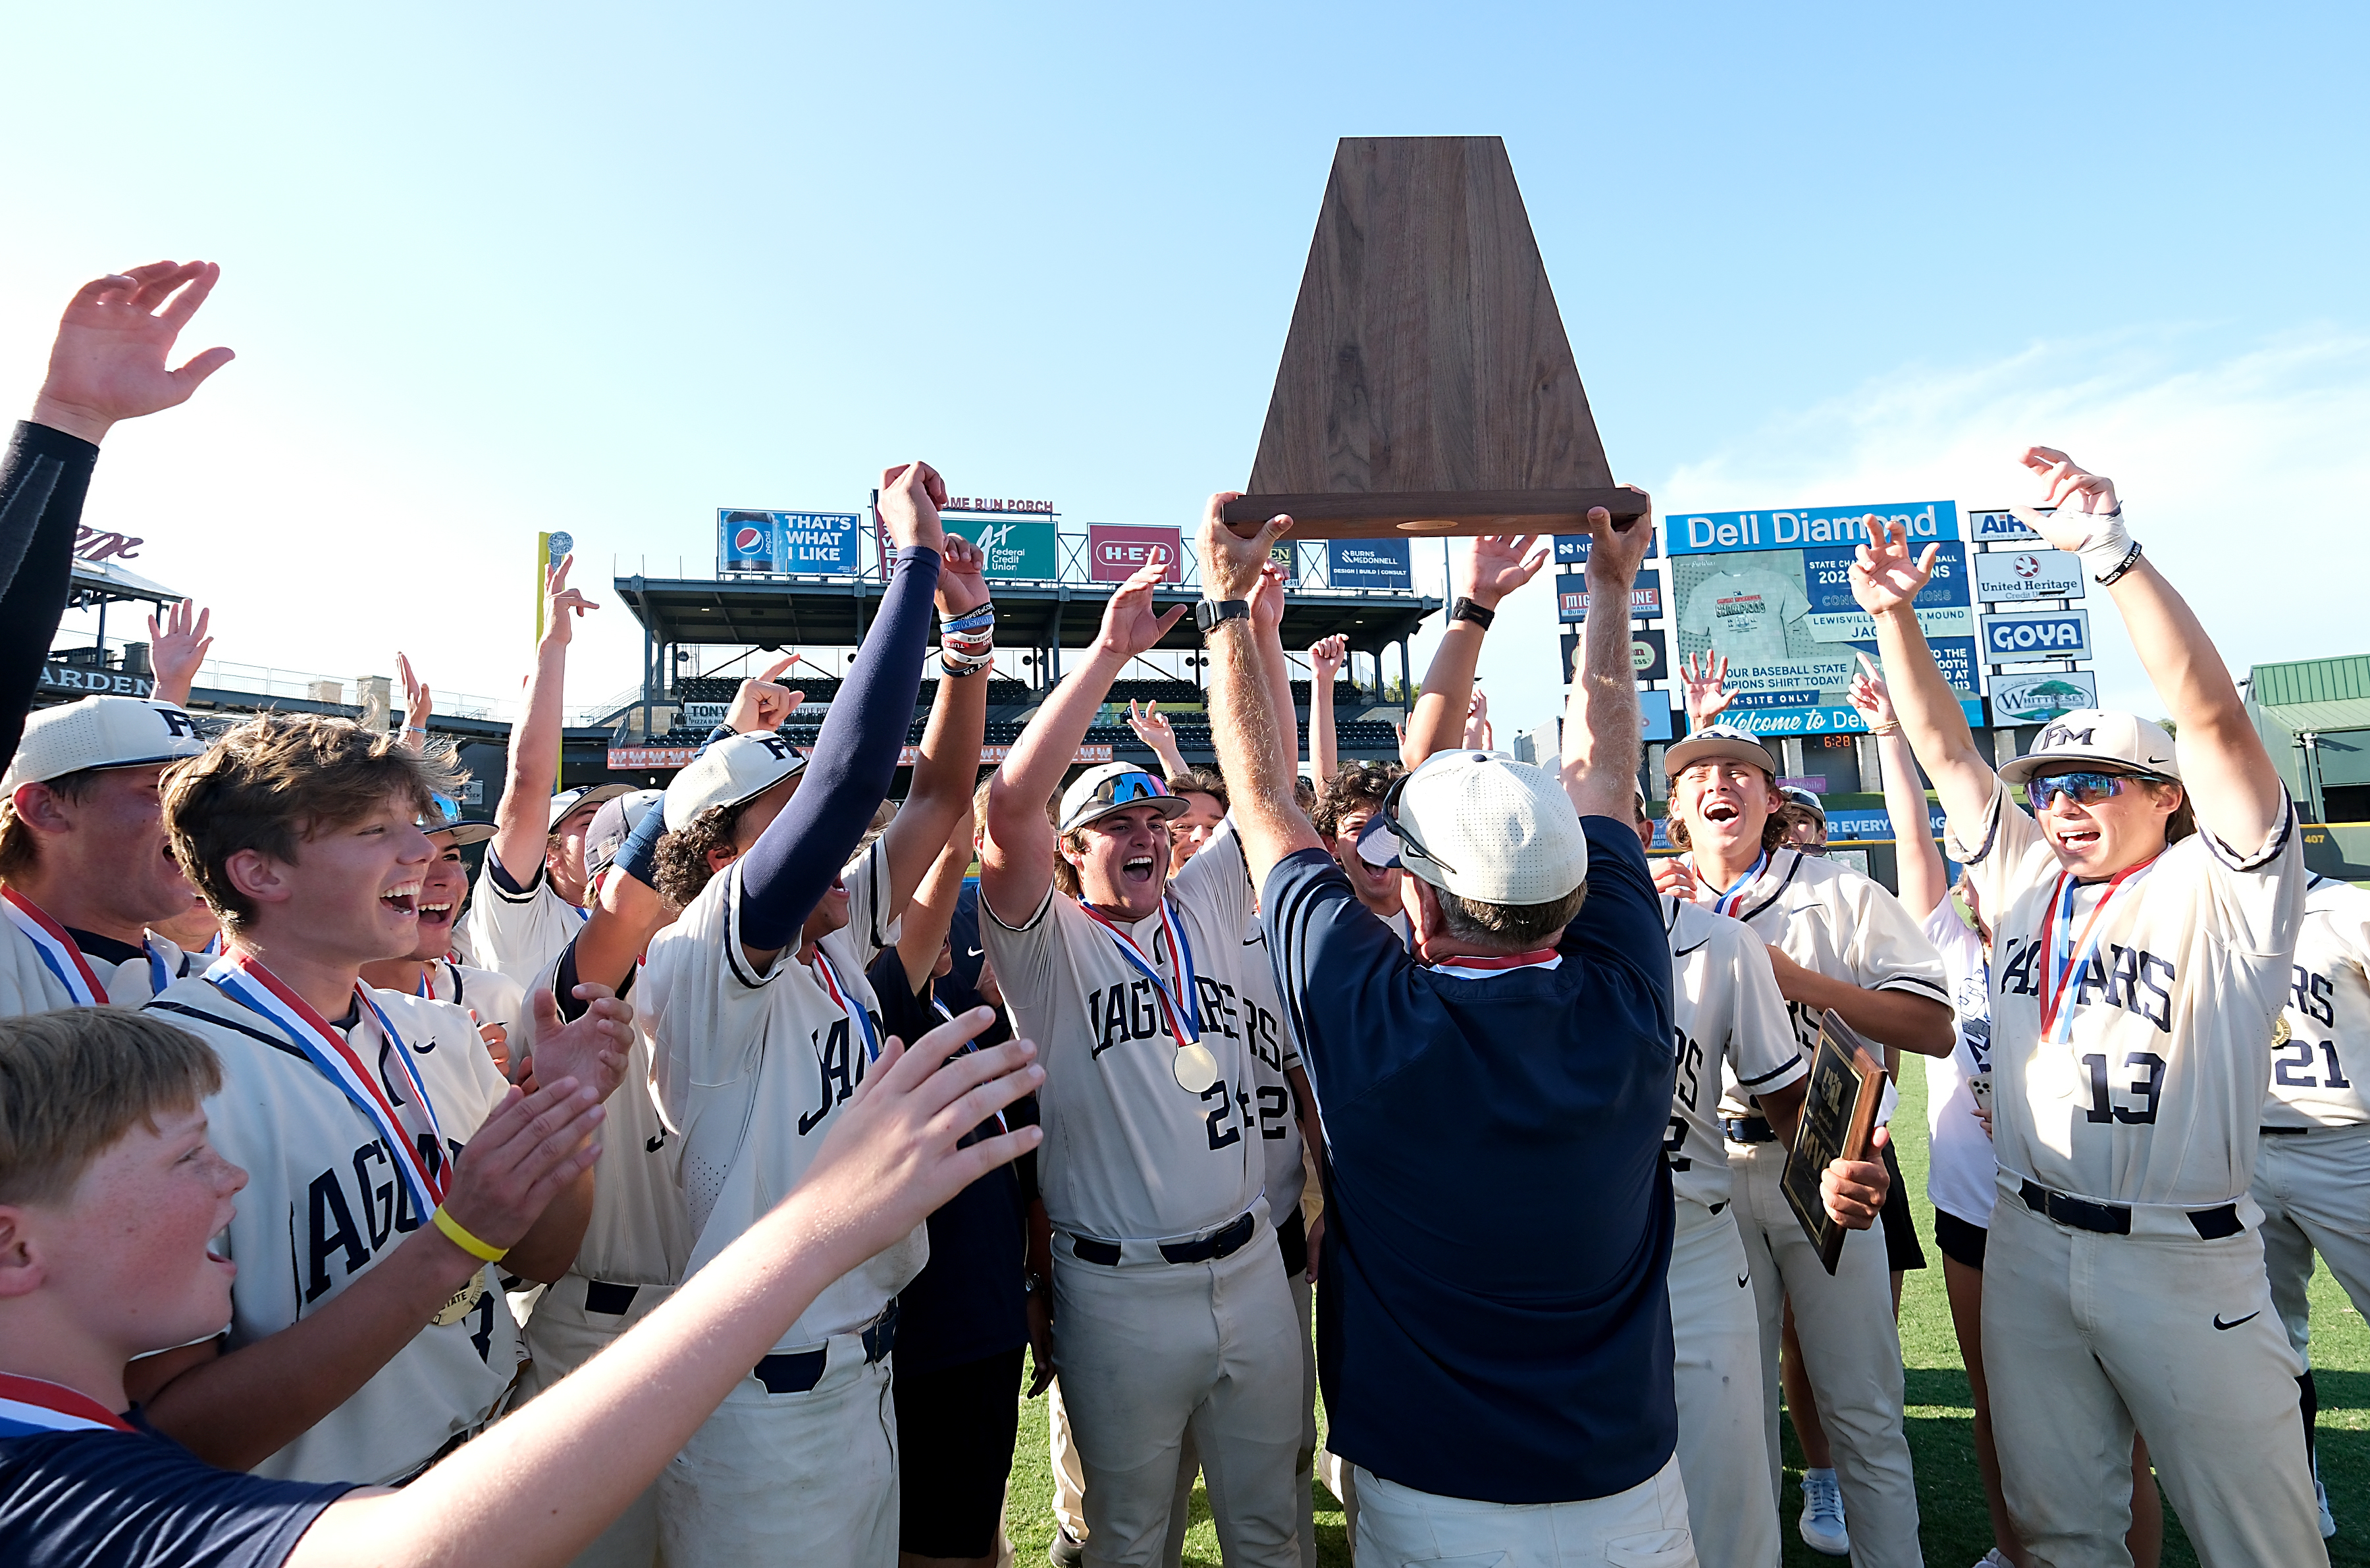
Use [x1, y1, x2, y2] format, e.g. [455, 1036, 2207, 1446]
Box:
[1247, 559, 1287, 636]
[520, 983, 636, 1101]
[724, 656, 804, 735]
[31, 261, 235, 445]
[1307, 634, 1347, 685]
[1096, 557, 1188, 658]
[2010, 446, 2123, 552]
[146, 600, 213, 706]
[1849, 518, 1939, 616]
[935, 533, 991, 616]
[541, 555, 600, 648]
[1677, 652, 1733, 725]
[1846, 654, 1897, 728]
[1462, 689, 1492, 750]
[396, 651, 433, 740]
[1456, 535, 1550, 608]
[879, 461, 949, 556]
[1124, 699, 1176, 751]
[1196, 490, 1289, 602]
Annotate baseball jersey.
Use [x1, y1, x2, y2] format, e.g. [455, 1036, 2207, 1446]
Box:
[1921, 902, 1999, 1225]
[979, 821, 1264, 1241]
[1951, 783, 2304, 1208]
[640, 836, 922, 1349]
[459, 849, 585, 988]
[1662, 895, 1802, 1208]
[1701, 847, 1951, 1124]
[142, 977, 521, 1485]
[521, 947, 695, 1286]
[0, 897, 197, 1014]
[420, 958, 527, 1043]
[2261, 873, 2370, 1129]
[1678, 569, 1810, 664]
[1239, 902, 1305, 1218]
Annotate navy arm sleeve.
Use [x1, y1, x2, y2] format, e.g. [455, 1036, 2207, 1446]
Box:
[735, 546, 940, 951]
[0, 422, 100, 776]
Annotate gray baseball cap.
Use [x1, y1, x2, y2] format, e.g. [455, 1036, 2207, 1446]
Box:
[1357, 749, 1589, 906]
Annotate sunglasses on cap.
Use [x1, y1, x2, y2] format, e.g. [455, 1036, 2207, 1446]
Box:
[421, 793, 463, 829]
[2022, 771, 2168, 808]
[1090, 771, 1171, 809]
[1378, 770, 1458, 876]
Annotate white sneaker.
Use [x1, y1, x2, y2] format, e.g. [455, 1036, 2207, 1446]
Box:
[1798, 1469, 1849, 1557]
[1974, 1551, 2014, 1567]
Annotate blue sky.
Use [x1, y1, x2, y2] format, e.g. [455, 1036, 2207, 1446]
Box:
[5, 3, 2364, 736]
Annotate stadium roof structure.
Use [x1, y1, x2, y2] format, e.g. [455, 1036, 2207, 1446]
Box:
[610, 573, 1442, 658]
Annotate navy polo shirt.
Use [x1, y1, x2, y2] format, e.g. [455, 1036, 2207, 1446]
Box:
[1263, 815, 1677, 1505]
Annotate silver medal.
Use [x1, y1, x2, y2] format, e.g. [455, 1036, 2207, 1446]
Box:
[1172, 1041, 1220, 1094]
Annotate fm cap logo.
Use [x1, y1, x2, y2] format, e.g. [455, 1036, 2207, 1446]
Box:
[158, 707, 198, 738]
[2040, 724, 2095, 749]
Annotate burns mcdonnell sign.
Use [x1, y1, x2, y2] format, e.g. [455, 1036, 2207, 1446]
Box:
[1087, 523, 1184, 583]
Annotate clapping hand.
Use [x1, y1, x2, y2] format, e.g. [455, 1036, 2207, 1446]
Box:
[147, 600, 213, 706]
[1677, 652, 1733, 726]
[32, 261, 235, 445]
[519, 983, 636, 1101]
[725, 656, 805, 734]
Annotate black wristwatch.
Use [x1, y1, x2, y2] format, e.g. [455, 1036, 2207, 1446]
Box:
[1450, 596, 1496, 630]
[1194, 598, 1251, 635]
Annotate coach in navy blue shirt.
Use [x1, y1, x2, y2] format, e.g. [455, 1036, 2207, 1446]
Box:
[1191, 498, 1891, 1564]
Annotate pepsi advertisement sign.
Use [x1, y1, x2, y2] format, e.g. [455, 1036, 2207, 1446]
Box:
[716, 510, 862, 575]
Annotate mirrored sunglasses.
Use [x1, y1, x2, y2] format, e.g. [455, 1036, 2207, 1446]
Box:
[422, 793, 463, 828]
[2022, 770, 2162, 808]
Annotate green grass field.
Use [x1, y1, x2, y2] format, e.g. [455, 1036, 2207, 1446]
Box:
[997, 1064, 2368, 1565]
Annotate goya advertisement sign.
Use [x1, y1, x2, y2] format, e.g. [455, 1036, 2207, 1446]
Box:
[1663, 500, 1977, 709]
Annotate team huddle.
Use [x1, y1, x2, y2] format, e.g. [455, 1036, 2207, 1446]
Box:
[0, 265, 2360, 1568]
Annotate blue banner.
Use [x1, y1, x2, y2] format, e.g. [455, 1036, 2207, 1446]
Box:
[1712, 697, 1986, 737]
[1554, 531, 1659, 565]
[1667, 501, 1958, 556]
[716, 509, 861, 575]
[1329, 538, 1413, 589]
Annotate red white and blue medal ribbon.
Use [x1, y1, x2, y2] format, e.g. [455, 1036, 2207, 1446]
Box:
[0, 1374, 136, 1438]
[811, 945, 882, 1064]
[1704, 852, 1769, 918]
[2, 888, 106, 1005]
[932, 997, 1009, 1134]
[1077, 897, 1201, 1045]
[205, 953, 450, 1220]
[2035, 856, 2161, 1044]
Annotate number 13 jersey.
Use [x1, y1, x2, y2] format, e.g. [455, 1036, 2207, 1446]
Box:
[1951, 782, 2305, 1211]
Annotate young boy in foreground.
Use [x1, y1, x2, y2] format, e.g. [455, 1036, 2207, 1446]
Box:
[0, 1004, 1042, 1568]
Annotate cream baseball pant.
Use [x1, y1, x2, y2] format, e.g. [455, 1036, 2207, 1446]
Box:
[1051, 1220, 1303, 1568]
[658, 1325, 899, 1568]
[1729, 1138, 1923, 1568]
[1351, 1452, 1696, 1567]
[2252, 1123, 2370, 1363]
[514, 1274, 675, 1568]
[1667, 1197, 1781, 1568]
[1982, 1193, 2325, 1568]
[1163, 1265, 1318, 1568]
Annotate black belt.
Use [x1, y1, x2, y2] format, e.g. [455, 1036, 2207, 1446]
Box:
[2018, 1180, 2243, 1241]
[752, 1302, 898, 1395]
[2259, 1126, 2311, 1136]
[583, 1280, 639, 1316]
[1722, 1116, 1777, 1145]
[1276, 1207, 1308, 1278]
[1070, 1210, 1258, 1268]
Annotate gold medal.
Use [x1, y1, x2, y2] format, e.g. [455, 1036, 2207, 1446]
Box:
[2273, 1014, 2292, 1048]
[1173, 1041, 1221, 1094]
[430, 1276, 487, 1328]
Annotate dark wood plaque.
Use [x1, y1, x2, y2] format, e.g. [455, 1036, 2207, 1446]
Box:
[1223, 136, 1647, 540]
[1781, 1009, 1888, 1275]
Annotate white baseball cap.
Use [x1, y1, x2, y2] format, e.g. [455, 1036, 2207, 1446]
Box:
[1, 696, 208, 795]
[547, 782, 635, 829]
[1058, 762, 1188, 833]
[1998, 710, 2182, 786]
[662, 733, 806, 831]
[1663, 723, 1779, 780]
[1357, 748, 1589, 906]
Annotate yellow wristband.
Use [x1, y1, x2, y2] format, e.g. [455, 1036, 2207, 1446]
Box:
[431, 1204, 509, 1263]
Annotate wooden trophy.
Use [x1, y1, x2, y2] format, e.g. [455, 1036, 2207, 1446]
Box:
[1780, 1009, 1889, 1275]
[1222, 136, 1646, 540]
